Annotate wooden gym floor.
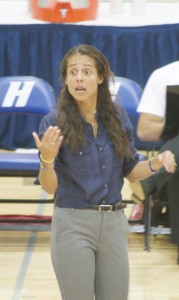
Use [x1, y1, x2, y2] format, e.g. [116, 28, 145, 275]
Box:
[0, 176, 179, 300]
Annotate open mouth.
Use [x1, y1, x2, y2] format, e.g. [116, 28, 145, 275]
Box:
[75, 86, 86, 93]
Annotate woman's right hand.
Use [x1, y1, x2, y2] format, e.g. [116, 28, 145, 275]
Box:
[32, 126, 64, 162]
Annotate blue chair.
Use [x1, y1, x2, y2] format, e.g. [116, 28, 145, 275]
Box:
[0, 76, 56, 229]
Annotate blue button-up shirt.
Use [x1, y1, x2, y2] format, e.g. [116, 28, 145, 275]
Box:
[39, 107, 139, 208]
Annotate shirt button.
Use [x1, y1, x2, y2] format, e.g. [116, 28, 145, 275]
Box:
[79, 152, 83, 155]
[104, 183, 107, 188]
[99, 147, 102, 151]
[102, 165, 105, 169]
[102, 200, 106, 204]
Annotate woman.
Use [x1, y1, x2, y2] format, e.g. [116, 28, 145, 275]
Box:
[33, 44, 176, 300]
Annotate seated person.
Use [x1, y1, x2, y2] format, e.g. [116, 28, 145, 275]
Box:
[130, 61, 179, 244]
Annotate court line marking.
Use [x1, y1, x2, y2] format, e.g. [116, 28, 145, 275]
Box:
[12, 190, 51, 300]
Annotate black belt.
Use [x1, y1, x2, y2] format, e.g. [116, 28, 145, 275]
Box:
[87, 202, 127, 212]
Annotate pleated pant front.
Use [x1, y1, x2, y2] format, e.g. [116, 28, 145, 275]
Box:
[51, 206, 129, 300]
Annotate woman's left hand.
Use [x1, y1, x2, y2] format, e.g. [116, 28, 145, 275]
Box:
[157, 150, 177, 173]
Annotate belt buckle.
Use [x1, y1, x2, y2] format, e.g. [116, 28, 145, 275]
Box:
[99, 205, 112, 212]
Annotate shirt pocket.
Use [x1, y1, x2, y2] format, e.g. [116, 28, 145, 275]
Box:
[68, 147, 94, 177]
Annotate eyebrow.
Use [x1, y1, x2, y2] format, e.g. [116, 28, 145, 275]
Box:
[68, 63, 94, 68]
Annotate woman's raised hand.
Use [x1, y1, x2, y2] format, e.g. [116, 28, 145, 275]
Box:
[32, 126, 63, 162]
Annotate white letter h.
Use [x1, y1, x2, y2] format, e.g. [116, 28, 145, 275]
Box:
[2, 81, 35, 107]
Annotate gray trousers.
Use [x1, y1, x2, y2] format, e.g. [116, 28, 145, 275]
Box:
[51, 206, 129, 300]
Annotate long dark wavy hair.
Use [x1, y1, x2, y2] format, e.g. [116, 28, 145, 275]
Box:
[57, 44, 132, 160]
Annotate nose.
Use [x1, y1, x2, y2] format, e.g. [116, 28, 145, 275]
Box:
[76, 70, 83, 81]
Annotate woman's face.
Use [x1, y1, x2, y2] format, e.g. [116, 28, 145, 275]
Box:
[65, 54, 103, 105]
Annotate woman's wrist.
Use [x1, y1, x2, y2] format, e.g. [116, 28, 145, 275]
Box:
[40, 162, 54, 172]
[40, 153, 55, 164]
[148, 157, 161, 174]
[39, 153, 55, 172]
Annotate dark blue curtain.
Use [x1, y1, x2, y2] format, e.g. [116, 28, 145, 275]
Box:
[1, 23, 179, 149]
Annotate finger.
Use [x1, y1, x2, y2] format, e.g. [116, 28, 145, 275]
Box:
[48, 126, 59, 141]
[57, 135, 64, 148]
[32, 132, 41, 150]
[41, 126, 53, 143]
[164, 160, 176, 173]
[50, 128, 62, 145]
[42, 126, 60, 144]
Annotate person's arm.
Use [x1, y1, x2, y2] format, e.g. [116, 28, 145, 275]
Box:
[137, 112, 165, 142]
[126, 150, 176, 183]
[38, 157, 58, 195]
[33, 126, 63, 195]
